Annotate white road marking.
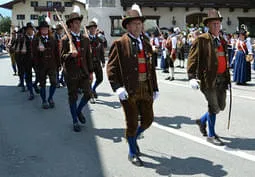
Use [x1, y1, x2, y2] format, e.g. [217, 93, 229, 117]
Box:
[160, 79, 255, 101]
[152, 122, 255, 162]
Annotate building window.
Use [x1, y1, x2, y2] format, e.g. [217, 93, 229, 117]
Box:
[110, 16, 126, 36]
[238, 17, 255, 37]
[102, 0, 115, 7]
[31, 1, 38, 7]
[89, 0, 101, 7]
[30, 14, 38, 20]
[47, 1, 53, 7]
[53, 14, 61, 21]
[17, 14, 25, 20]
[53, 2, 61, 7]
[142, 16, 160, 36]
[64, 2, 72, 7]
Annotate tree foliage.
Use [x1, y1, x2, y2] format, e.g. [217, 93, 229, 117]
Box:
[0, 16, 11, 33]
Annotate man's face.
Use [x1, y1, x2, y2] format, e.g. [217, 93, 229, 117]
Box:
[207, 20, 221, 36]
[126, 19, 143, 38]
[57, 28, 63, 35]
[88, 26, 97, 35]
[70, 19, 81, 33]
[26, 27, 34, 36]
[40, 27, 49, 36]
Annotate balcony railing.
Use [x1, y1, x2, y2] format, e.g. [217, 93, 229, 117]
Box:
[34, 6, 65, 12]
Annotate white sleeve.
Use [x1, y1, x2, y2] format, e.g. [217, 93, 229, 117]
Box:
[154, 37, 159, 46]
[171, 36, 177, 49]
[246, 38, 253, 54]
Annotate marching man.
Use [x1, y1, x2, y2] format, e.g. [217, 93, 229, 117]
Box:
[86, 20, 105, 100]
[32, 18, 60, 109]
[107, 4, 159, 166]
[187, 9, 231, 146]
[61, 6, 93, 132]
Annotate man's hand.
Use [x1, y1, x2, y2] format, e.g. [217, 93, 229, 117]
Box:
[189, 79, 200, 90]
[116, 87, 128, 101]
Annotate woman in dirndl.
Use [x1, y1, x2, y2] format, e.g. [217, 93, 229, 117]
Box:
[233, 28, 251, 85]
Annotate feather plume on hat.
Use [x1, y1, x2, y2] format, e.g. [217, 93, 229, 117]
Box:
[73, 5, 81, 16]
[66, 5, 83, 26]
[131, 3, 142, 16]
[92, 17, 98, 25]
[122, 3, 145, 29]
[45, 16, 51, 25]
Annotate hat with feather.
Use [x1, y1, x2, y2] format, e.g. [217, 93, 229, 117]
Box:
[122, 3, 145, 29]
[86, 18, 98, 29]
[39, 16, 51, 28]
[66, 5, 83, 27]
[203, 9, 223, 25]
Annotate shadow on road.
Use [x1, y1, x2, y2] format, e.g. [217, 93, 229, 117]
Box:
[154, 116, 194, 129]
[141, 153, 228, 177]
[220, 136, 255, 151]
[93, 128, 125, 143]
[95, 98, 121, 109]
[0, 85, 105, 177]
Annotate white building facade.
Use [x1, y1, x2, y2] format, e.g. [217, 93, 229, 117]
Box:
[86, 0, 255, 46]
[0, 0, 87, 28]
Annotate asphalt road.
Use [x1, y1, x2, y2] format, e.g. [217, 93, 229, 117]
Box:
[0, 53, 255, 177]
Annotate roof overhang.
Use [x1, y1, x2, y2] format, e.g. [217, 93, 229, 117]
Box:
[0, 0, 25, 9]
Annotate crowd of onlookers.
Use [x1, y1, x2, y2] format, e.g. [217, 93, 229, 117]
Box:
[0, 33, 9, 53]
[149, 25, 255, 85]
[1, 24, 255, 85]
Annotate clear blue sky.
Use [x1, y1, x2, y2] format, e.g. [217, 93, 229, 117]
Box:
[0, 0, 12, 17]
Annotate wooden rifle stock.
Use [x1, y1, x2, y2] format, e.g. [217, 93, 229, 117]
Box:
[54, 8, 77, 54]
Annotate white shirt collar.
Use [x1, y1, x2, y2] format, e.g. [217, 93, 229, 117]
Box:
[128, 33, 143, 50]
[71, 31, 80, 37]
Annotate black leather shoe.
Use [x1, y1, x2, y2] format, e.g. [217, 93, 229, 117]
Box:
[73, 123, 81, 132]
[90, 98, 96, 104]
[169, 77, 175, 81]
[92, 91, 98, 99]
[165, 76, 171, 80]
[42, 102, 49, 109]
[60, 81, 66, 87]
[48, 99, 55, 108]
[195, 119, 207, 136]
[77, 112, 86, 124]
[128, 154, 144, 167]
[207, 136, 225, 146]
[56, 83, 60, 88]
[28, 94, 34, 100]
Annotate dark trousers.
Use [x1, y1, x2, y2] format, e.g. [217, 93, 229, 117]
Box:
[15, 53, 25, 85]
[65, 72, 91, 105]
[24, 58, 33, 94]
[38, 66, 57, 87]
[202, 75, 227, 114]
[120, 81, 154, 137]
[92, 62, 103, 91]
[152, 52, 158, 67]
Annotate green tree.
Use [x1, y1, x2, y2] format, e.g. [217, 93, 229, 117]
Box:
[0, 16, 11, 33]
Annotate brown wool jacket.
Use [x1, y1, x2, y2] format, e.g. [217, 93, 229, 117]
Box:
[187, 32, 231, 91]
[32, 35, 60, 69]
[61, 34, 93, 79]
[107, 33, 159, 95]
